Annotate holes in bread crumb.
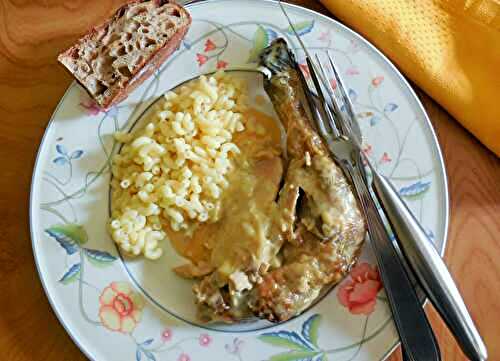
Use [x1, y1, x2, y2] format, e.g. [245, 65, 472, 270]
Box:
[139, 27, 150, 34]
[117, 66, 132, 78]
[116, 46, 126, 57]
[101, 45, 109, 55]
[123, 32, 132, 41]
[95, 80, 107, 96]
[163, 21, 174, 31]
[145, 38, 156, 48]
[70, 49, 79, 59]
[167, 8, 180, 17]
[80, 63, 90, 73]
[126, 44, 134, 53]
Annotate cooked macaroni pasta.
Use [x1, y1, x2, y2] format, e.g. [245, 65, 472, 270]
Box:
[109, 72, 247, 259]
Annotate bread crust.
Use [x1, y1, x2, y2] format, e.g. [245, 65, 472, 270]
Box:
[57, 0, 191, 110]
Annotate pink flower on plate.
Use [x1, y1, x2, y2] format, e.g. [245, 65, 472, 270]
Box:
[199, 333, 212, 347]
[299, 63, 310, 78]
[98, 282, 144, 333]
[80, 97, 102, 116]
[196, 53, 208, 66]
[216, 60, 228, 70]
[380, 152, 392, 163]
[330, 78, 337, 90]
[161, 328, 173, 342]
[337, 262, 382, 315]
[347, 39, 361, 53]
[361, 145, 373, 165]
[178, 353, 191, 361]
[346, 67, 360, 76]
[318, 30, 331, 43]
[204, 38, 217, 52]
[372, 75, 384, 87]
[362, 144, 373, 157]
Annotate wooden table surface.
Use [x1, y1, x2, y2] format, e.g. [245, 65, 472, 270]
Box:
[0, 0, 498, 360]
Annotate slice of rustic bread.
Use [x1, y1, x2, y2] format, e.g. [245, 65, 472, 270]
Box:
[58, 0, 191, 109]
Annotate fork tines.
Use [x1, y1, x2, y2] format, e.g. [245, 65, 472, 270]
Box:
[305, 57, 340, 139]
[307, 52, 361, 148]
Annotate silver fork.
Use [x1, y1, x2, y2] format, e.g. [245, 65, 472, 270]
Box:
[296, 57, 441, 361]
[318, 51, 487, 361]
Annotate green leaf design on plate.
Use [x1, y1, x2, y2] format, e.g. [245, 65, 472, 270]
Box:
[284, 20, 315, 36]
[46, 224, 88, 255]
[269, 351, 320, 361]
[248, 25, 269, 63]
[84, 249, 117, 267]
[47, 224, 88, 245]
[59, 263, 81, 285]
[258, 332, 310, 351]
[301, 314, 322, 347]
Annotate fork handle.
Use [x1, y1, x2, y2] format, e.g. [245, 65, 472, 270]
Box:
[370, 170, 488, 361]
[345, 162, 441, 361]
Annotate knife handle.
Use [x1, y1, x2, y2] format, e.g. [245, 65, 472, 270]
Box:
[371, 170, 488, 361]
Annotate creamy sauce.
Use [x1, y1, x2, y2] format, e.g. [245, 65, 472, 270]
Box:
[168, 109, 284, 276]
[254, 94, 267, 107]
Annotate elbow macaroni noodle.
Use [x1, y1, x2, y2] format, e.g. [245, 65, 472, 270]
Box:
[109, 72, 248, 259]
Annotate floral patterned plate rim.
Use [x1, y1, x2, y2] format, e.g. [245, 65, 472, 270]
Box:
[30, 1, 449, 360]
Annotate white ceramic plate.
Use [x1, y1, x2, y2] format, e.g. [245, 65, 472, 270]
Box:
[30, 1, 449, 360]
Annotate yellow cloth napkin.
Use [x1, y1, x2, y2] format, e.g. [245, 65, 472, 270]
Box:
[320, 0, 500, 156]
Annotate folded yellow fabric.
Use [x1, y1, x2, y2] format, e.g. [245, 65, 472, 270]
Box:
[320, 0, 500, 156]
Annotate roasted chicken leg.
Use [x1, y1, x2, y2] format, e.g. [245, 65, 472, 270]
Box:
[248, 39, 366, 322]
[188, 39, 366, 323]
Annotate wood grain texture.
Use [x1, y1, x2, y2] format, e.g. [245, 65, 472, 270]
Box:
[0, 0, 497, 360]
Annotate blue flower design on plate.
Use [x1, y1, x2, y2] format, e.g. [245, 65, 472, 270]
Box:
[53, 144, 84, 165]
